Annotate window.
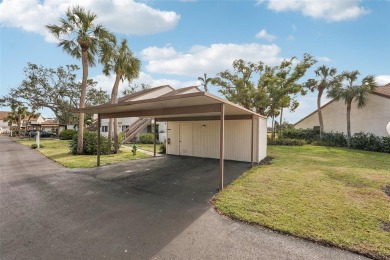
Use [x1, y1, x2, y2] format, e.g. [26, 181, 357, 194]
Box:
[122, 125, 129, 132]
[102, 126, 108, 132]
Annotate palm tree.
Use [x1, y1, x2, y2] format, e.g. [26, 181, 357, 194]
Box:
[306, 65, 337, 138]
[328, 71, 377, 146]
[3, 113, 18, 136]
[198, 73, 212, 92]
[46, 6, 115, 154]
[101, 39, 141, 153]
[24, 109, 41, 137]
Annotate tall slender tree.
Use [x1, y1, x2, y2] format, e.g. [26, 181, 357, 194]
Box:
[101, 39, 141, 153]
[5, 100, 28, 135]
[24, 108, 41, 136]
[198, 73, 212, 92]
[306, 65, 337, 138]
[46, 6, 115, 154]
[328, 71, 377, 146]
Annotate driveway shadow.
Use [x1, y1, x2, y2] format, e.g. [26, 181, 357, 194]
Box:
[69, 155, 250, 259]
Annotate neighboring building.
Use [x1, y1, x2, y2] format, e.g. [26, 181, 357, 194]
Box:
[40, 119, 66, 133]
[0, 111, 13, 133]
[294, 83, 390, 136]
[21, 115, 45, 130]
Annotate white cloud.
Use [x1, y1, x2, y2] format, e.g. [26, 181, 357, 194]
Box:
[92, 74, 127, 94]
[258, 0, 369, 22]
[316, 56, 331, 63]
[141, 46, 178, 61]
[142, 43, 282, 76]
[287, 35, 295, 41]
[375, 75, 390, 85]
[0, 0, 180, 42]
[255, 29, 276, 42]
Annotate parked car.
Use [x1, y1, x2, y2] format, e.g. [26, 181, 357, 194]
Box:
[25, 130, 37, 137]
[40, 131, 56, 138]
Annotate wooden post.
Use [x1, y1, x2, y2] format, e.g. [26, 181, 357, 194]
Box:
[97, 114, 101, 167]
[153, 119, 157, 157]
[219, 103, 225, 191]
[251, 115, 254, 167]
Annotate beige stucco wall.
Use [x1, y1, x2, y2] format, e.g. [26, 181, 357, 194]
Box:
[295, 94, 390, 136]
[166, 118, 267, 163]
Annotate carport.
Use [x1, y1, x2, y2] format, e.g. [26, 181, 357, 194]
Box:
[76, 88, 267, 190]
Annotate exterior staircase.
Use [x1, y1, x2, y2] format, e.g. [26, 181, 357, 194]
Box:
[87, 120, 98, 131]
[123, 118, 152, 143]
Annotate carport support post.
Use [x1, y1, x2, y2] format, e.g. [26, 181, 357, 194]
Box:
[153, 119, 157, 157]
[219, 103, 225, 191]
[97, 114, 101, 167]
[251, 115, 254, 167]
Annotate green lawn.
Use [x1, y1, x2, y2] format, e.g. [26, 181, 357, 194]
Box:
[124, 143, 156, 152]
[18, 139, 150, 168]
[214, 145, 390, 259]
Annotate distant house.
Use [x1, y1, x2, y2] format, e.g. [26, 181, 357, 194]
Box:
[0, 111, 13, 133]
[22, 115, 45, 128]
[294, 83, 390, 137]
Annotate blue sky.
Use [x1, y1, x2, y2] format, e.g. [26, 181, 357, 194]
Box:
[1, 0, 389, 124]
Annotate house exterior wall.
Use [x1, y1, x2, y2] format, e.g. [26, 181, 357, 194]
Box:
[166, 118, 267, 163]
[295, 94, 390, 137]
[258, 117, 268, 161]
[100, 117, 167, 141]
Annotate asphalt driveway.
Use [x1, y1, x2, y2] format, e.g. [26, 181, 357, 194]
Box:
[0, 136, 368, 259]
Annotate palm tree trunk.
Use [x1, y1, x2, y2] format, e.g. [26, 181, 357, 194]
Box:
[317, 89, 324, 138]
[271, 115, 275, 140]
[18, 115, 22, 136]
[77, 49, 88, 154]
[279, 107, 283, 138]
[346, 101, 352, 147]
[112, 73, 121, 153]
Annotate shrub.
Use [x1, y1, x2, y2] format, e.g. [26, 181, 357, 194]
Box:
[31, 144, 44, 149]
[282, 128, 320, 143]
[59, 129, 78, 140]
[159, 142, 166, 153]
[268, 138, 305, 146]
[70, 131, 111, 155]
[350, 132, 390, 153]
[319, 132, 348, 147]
[139, 133, 154, 144]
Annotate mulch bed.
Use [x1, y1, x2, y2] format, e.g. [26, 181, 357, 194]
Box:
[383, 185, 390, 197]
[258, 156, 274, 165]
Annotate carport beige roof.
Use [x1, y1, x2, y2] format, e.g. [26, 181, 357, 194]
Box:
[76, 89, 265, 191]
[76, 91, 265, 120]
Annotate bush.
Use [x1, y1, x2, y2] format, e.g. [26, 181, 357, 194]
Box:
[159, 142, 166, 153]
[31, 144, 44, 149]
[282, 128, 320, 143]
[70, 131, 111, 155]
[139, 133, 154, 144]
[59, 129, 78, 140]
[319, 132, 348, 147]
[268, 138, 305, 146]
[350, 132, 390, 153]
